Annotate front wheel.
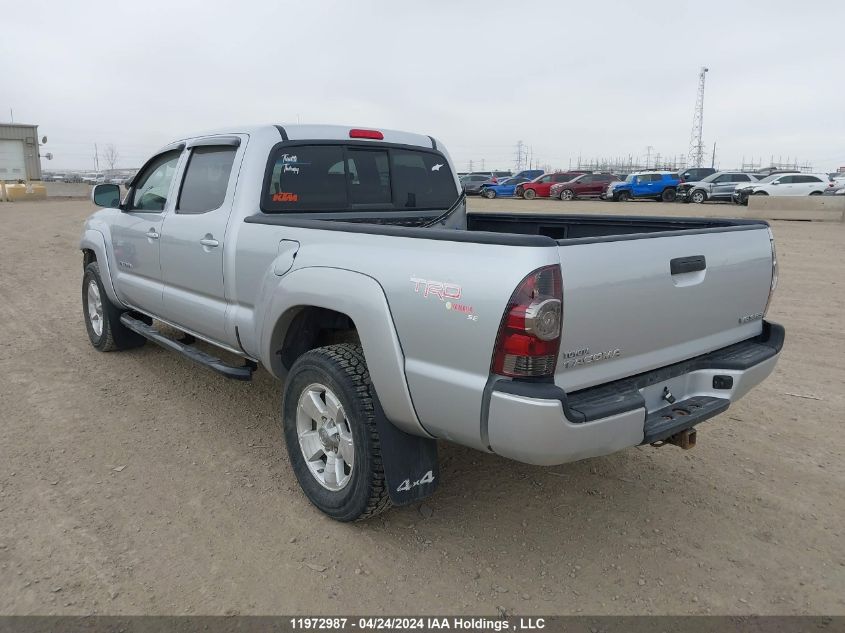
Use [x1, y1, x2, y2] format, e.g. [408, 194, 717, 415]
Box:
[523, 188, 536, 200]
[616, 191, 630, 202]
[559, 189, 575, 201]
[482, 188, 496, 199]
[690, 190, 706, 204]
[282, 344, 391, 522]
[82, 262, 147, 352]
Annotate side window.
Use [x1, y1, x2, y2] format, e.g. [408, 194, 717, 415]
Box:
[733, 174, 751, 182]
[579, 175, 593, 183]
[267, 145, 347, 210]
[538, 175, 553, 183]
[714, 174, 731, 183]
[177, 146, 238, 214]
[804, 176, 823, 183]
[777, 175, 794, 184]
[131, 150, 182, 211]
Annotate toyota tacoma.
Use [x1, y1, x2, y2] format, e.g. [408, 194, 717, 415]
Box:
[80, 124, 784, 521]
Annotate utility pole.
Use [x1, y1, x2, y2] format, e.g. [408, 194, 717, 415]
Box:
[480, 158, 485, 171]
[468, 159, 474, 172]
[645, 146, 654, 170]
[687, 66, 709, 168]
[711, 141, 717, 168]
[94, 143, 100, 172]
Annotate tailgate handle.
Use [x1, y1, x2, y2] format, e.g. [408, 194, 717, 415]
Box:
[670, 255, 706, 275]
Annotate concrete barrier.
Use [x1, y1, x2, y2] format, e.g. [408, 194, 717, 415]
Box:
[746, 195, 845, 222]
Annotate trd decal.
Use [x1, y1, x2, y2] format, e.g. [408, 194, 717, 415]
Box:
[411, 277, 477, 321]
[272, 192, 299, 202]
[410, 277, 461, 301]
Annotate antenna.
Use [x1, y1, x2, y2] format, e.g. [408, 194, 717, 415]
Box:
[687, 66, 709, 168]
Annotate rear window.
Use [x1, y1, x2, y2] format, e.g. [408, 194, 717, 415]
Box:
[263, 144, 458, 212]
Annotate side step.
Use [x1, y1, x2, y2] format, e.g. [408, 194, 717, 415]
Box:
[119, 314, 255, 381]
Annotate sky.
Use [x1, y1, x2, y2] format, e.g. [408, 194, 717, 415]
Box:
[2, 0, 844, 173]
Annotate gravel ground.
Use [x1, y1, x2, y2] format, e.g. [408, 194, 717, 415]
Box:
[0, 198, 842, 615]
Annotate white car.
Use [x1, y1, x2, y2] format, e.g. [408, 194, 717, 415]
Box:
[736, 173, 832, 200]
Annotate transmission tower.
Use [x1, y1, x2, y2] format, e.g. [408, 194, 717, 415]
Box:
[687, 66, 709, 168]
[514, 141, 525, 172]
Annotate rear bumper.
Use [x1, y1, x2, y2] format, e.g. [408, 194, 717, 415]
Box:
[486, 321, 784, 465]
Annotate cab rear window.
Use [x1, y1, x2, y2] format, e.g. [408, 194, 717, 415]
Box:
[263, 143, 458, 212]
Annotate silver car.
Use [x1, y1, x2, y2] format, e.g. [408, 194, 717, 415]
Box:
[677, 171, 761, 203]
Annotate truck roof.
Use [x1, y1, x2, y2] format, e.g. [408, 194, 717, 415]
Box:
[167, 124, 437, 150]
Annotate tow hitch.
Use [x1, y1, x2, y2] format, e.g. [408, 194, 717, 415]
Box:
[651, 428, 697, 450]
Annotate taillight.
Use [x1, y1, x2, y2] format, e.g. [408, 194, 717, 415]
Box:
[491, 265, 563, 378]
[764, 228, 778, 316]
[349, 128, 384, 140]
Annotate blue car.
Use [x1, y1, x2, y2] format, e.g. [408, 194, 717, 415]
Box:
[479, 176, 531, 199]
[609, 171, 681, 202]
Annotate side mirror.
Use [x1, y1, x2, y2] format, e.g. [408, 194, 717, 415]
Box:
[92, 183, 121, 207]
[770, 180, 780, 185]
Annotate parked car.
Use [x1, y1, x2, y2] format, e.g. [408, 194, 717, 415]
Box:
[63, 173, 84, 183]
[461, 173, 494, 195]
[519, 171, 587, 199]
[678, 167, 717, 182]
[823, 181, 845, 195]
[468, 171, 511, 183]
[608, 172, 681, 202]
[512, 169, 544, 181]
[81, 123, 783, 522]
[732, 173, 833, 205]
[479, 176, 531, 198]
[677, 171, 761, 204]
[550, 173, 619, 200]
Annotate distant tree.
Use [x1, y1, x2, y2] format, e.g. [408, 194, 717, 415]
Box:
[101, 144, 120, 171]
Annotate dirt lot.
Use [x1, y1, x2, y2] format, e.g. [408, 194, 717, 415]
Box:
[0, 197, 842, 615]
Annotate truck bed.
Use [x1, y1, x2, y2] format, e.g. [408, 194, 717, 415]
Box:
[466, 213, 767, 242]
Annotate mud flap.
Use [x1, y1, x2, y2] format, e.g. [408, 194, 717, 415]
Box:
[372, 396, 439, 506]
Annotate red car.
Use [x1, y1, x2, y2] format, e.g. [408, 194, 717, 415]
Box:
[518, 171, 588, 199]
[549, 173, 619, 200]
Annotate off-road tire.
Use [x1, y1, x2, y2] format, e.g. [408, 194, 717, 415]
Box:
[282, 344, 391, 522]
[616, 191, 630, 202]
[82, 262, 147, 352]
[523, 188, 536, 200]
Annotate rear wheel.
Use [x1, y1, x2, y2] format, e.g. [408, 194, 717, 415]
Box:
[754, 191, 769, 195]
[809, 191, 823, 196]
[482, 188, 496, 199]
[523, 188, 536, 200]
[560, 189, 575, 201]
[282, 344, 391, 522]
[690, 190, 706, 204]
[82, 262, 147, 352]
[661, 188, 677, 202]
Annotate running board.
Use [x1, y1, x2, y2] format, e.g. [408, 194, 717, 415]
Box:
[119, 314, 255, 381]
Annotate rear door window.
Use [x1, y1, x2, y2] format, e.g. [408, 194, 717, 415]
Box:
[264, 144, 457, 212]
[177, 146, 237, 214]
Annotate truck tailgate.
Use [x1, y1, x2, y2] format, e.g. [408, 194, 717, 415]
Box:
[556, 227, 774, 392]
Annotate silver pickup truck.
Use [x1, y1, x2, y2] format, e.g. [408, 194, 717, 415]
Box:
[80, 124, 784, 521]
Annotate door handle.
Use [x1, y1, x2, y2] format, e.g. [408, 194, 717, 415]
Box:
[146, 229, 160, 240]
[200, 237, 219, 248]
[670, 255, 706, 275]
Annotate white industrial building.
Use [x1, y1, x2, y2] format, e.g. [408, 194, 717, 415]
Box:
[0, 123, 43, 181]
